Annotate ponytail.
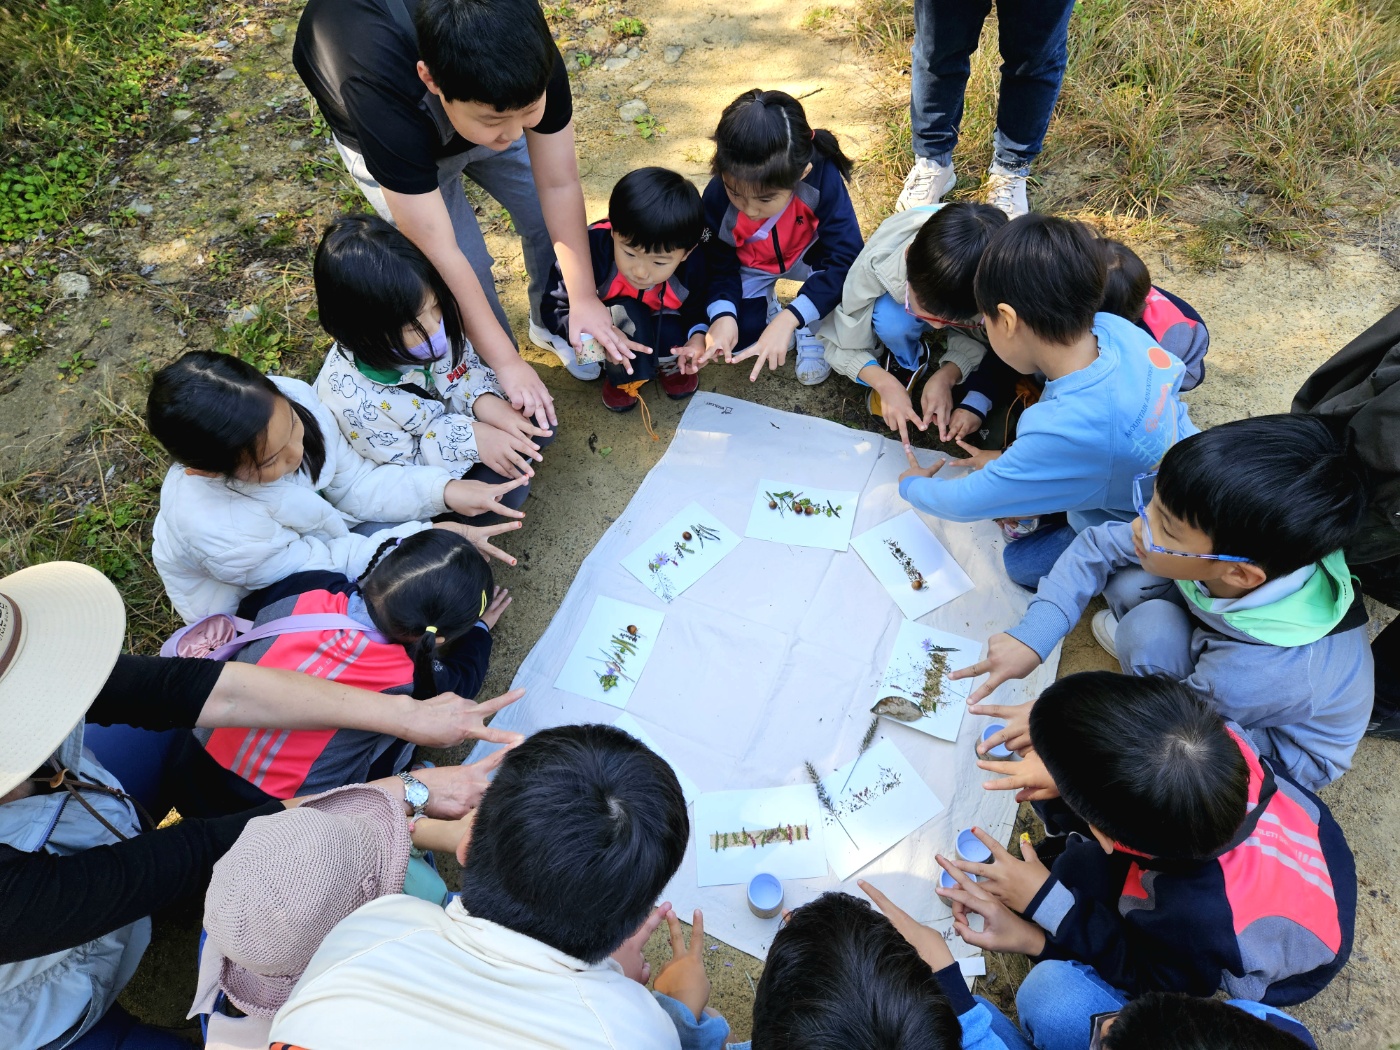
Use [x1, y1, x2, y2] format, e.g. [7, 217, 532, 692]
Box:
[711, 89, 853, 192]
[359, 529, 494, 699]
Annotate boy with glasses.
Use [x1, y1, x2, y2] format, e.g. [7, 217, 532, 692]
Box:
[958, 413, 1373, 791]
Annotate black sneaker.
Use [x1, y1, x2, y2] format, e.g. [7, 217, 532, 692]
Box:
[1365, 700, 1400, 741]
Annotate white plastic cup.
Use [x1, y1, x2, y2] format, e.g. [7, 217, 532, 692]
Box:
[937, 867, 978, 899]
[747, 872, 783, 919]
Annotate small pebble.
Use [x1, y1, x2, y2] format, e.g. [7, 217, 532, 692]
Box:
[171, 109, 195, 123]
[55, 273, 91, 300]
[269, 23, 287, 39]
[131, 202, 154, 217]
[629, 79, 652, 93]
[617, 99, 648, 122]
[602, 56, 631, 71]
[624, 46, 641, 60]
[663, 44, 684, 64]
[215, 67, 239, 81]
[612, 41, 628, 56]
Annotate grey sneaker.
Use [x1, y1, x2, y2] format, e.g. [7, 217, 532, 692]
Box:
[528, 320, 602, 381]
[896, 156, 956, 212]
[1091, 609, 1119, 660]
[984, 165, 1029, 218]
[794, 327, 830, 385]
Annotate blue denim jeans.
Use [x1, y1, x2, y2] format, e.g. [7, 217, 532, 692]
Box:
[1002, 521, 1076, 589]
[68, 1003, 189, 1050]
[1016, 960, 1128, 1050]
[910, 0, 1077, 173]
[871, 292, 932, 371]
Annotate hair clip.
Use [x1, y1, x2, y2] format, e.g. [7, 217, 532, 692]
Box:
[479, 592, 488, 617]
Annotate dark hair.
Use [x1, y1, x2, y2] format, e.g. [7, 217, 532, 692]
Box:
[147, 350, 327, 480]
[608, 167, 706, 254]
[1102, 993, 1311, 1050]
[1098, 238, 1151, 324]
[906, 203, 1008, 322]
[314, 215, 467, 372]
[460, 724, 689, 962]
[973, 214, 1107, 344]
[751, 892, 961, 1050]
[359, 530, 493, 699]
[1029, 672, 1249, 859]
[415, 0, 555, 109]
[1155, 414, 1367, 578]
[711, 89, 853, 191]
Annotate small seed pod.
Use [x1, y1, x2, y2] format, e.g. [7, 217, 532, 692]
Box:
[803, 504, 815, 515]
[911, 578, 924, 591]
[791, 503, 802, 514]
[768, 500, 778, 510]
[682, 531, 693, 541]
[626, 625, 638, 636]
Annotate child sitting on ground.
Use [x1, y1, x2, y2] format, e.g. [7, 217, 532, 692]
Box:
[190, 529, 511, 807]
[313, 214, 554, 491]
[148, 351, 522, 622]
[1099, 236, 1209, 390]
[540, 167, 713, 416]
[694, 89, 864, 386]
[961, 414, 1372, 790]
[898, 215, 1197, 588]
[942, 672, 1355, 1005]
[818, 202, 1008, 446]
[653, 887, 1031, 1050]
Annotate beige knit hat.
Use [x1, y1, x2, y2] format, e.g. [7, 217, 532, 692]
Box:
[198, 784, 411, 1016]
[0, 562, 126, 796]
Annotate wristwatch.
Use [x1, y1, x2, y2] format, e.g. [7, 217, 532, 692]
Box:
[396, 770, 430, 818]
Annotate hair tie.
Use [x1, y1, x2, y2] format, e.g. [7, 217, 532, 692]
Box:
[479, 591, 488, 617]
[424, 625, 438, 636]
[810, 129, 816, 141]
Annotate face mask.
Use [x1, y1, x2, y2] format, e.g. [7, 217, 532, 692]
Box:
[403, 325, 451, 363]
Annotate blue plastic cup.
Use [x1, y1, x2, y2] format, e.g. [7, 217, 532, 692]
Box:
[956, 828, 993, 864]
[980, 724, 1014, 760]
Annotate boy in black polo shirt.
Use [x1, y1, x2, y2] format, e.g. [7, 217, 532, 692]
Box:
[294, 0, 648, 422]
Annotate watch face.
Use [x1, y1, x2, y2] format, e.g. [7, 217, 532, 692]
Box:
[404, 777, 429, 810]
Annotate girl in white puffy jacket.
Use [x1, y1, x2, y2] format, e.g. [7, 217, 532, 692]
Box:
[148, 350, 523, 623]
[312, 215, 555, 491]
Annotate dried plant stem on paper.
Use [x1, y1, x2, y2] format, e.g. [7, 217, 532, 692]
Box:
[872, 641, 963, 722]
[838, 716, 881, 793]
[806, 761, 859, 848]
[765, 490, 843, 519]
[709, 824, 811, 851]
[833, 765, 903, 817]
[884, 537, 926, 590]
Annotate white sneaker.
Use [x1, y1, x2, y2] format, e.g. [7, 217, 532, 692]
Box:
[896, 156, 956, 212]
[794, 327, 830, 385]
[984, 165, 1029, 218]
[528, 320, 602, 381]
[1091, 609, 1119, 660]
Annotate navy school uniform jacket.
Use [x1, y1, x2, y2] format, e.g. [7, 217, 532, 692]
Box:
[540, 220, 721, 350]
[702, 152, 864, 329]
[1025, 726, 1355, 1006]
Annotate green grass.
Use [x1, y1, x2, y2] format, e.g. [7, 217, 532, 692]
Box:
[0, 0, 216, 332]
[849, 0, 1400, 258]
[611, 16, 646, 38]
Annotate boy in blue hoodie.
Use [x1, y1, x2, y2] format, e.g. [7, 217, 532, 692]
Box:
[652, 888, 1031, 1050]
[960, 414, 1373, 790]
[898, 215, 1197, 588]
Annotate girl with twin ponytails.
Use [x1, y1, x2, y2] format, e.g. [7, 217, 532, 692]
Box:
[689, 89, 864, 386]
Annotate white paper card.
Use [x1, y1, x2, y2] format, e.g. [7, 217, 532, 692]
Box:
[872, 622, 980, 742]
[553, 596, 664, 708]
[620, 503, 742, 602]
[819, 738, 945, 880]
[744, 479, 860, 552]
[851, 510, 974, 619]
[958, 956, 987, 977]
[694, 786, 829, 887]
[613, 713, 700, 807]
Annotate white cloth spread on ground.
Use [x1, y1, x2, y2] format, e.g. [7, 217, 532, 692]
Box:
[481, 393, 1061, 959]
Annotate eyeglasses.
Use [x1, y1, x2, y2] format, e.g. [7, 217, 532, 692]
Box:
[904, 286, 983, 330]
[1132, 472, 1251, 563]
[1088, 1010, 1120, 1050]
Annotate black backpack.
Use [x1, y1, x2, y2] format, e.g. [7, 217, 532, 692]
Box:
[1293, 304, 1400, 602]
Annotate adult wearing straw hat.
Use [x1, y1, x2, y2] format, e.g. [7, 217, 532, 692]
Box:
[0, 561, 516, 1050]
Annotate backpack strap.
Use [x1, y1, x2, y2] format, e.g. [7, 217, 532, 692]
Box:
[207, 614, 390, 662]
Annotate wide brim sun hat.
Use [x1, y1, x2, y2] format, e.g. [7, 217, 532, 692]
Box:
[198, 784, 413, 1016]
[0, 562, 126, 796]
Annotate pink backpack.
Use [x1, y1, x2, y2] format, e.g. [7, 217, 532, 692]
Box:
[160, 611, 387, 662]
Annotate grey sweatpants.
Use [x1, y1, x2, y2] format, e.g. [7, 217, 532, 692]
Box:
[1103, 568, 1194, 678]
[334, 135, 555, 332]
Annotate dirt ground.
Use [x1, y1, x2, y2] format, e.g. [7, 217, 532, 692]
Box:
[5, 0, 1399, 1045]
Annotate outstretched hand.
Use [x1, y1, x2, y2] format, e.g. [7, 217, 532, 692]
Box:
[951, 632, 1042, 706]
[938, 859, 1048, 957]
[966, 700, 1033, 756]
[941, 827, 1050, 913]
[434, 518, 522, 567]
[398, 687, 526, 749]
[653, 908, 713, 1022]
[612, 902, 672, 984]
[858, 879, 954, 972]
[978, 748, 1060, 803]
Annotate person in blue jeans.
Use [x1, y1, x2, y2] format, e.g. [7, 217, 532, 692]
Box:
[896, 0, 1078, 218]
[1016, 962, 1317, 1050]
[654, 883, 1033, 1050]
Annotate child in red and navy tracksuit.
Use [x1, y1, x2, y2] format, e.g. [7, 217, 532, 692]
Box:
[942, 671, 1354, 1041]
[698, 89, 864, 387]
[541, 167, 720, 414]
